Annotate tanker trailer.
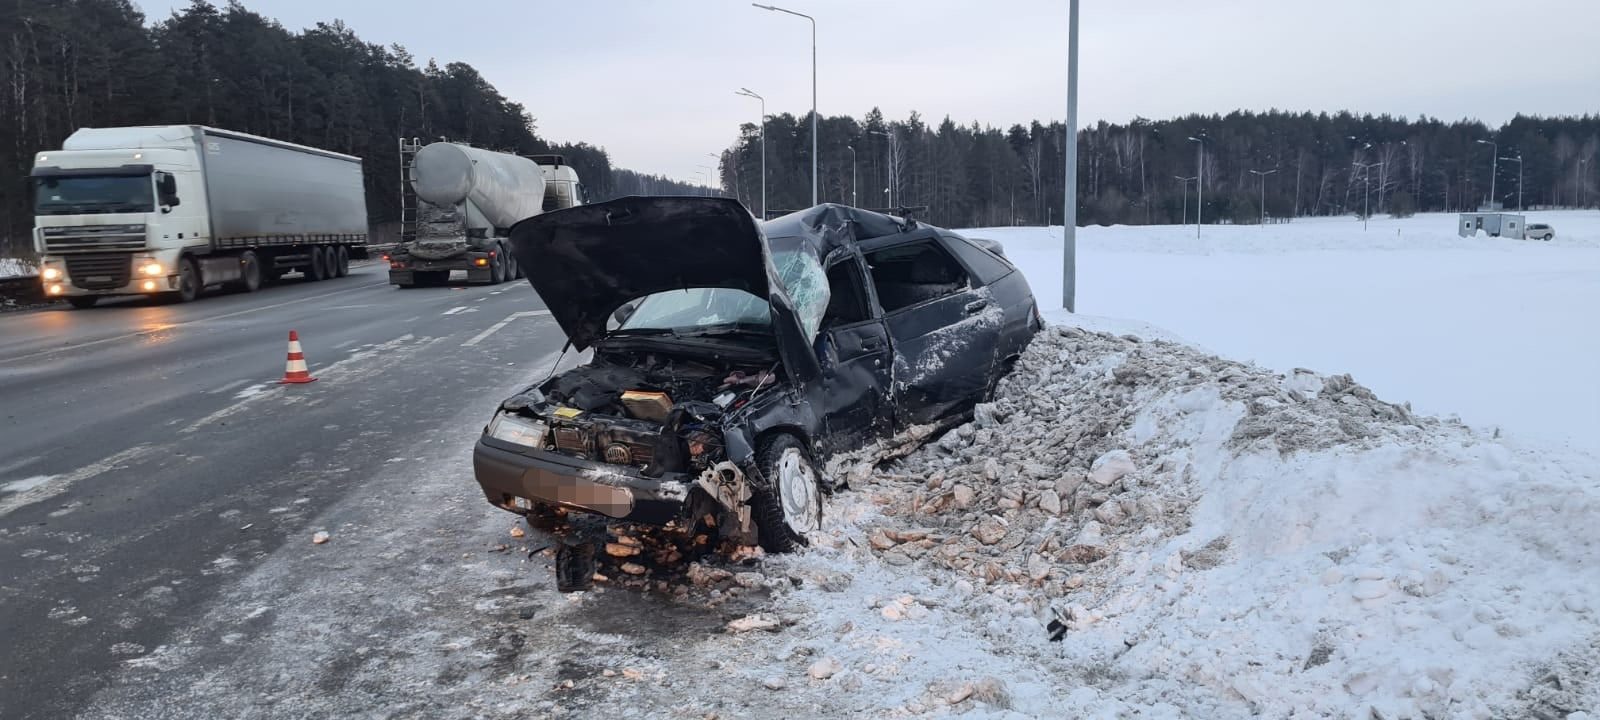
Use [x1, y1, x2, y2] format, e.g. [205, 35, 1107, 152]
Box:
[388, 139, 583, 287]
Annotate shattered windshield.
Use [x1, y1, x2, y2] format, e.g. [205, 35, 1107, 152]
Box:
[618, 235, 829, 338]
[34, 175, 155, 215]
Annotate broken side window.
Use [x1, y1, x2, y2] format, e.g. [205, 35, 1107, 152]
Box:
[767, 235, 830, 339]
[822, 257, 872, 327]
[863, 240, 972, 313]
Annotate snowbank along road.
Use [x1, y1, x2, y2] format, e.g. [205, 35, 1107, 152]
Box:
[2, 211, 1598, 718]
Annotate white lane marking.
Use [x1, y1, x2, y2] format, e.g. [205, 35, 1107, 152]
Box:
[0, 454, 43, 477]
[0, 444, 155, 518]
[0, 280, 389, 365]
[462, 310, 553, 347]
[207, 378, 251, 395]
[442, 306, 469, 316]
[333, 338, 359, 350]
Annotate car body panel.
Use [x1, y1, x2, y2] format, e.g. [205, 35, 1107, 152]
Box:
[475, 200, 1039, 535]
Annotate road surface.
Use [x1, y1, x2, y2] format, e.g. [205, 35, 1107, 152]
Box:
[0, 266, 843, 720]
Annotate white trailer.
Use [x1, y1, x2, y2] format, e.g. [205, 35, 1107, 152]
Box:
[1458, 212, 1526, 240]
[31, 125, 369, 307]
[388, 139, 584, 288]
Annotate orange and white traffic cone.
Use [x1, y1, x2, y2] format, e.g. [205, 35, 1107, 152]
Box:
[280, 330, 317, 384]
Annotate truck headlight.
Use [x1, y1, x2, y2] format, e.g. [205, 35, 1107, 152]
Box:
[42, 267, 61, 281]
[487, 413, 547, 448]
[139, 262, 164, 276]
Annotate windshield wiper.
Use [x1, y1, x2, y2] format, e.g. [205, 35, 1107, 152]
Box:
[608, 327, 681, 339]
[679, 323, 772, 339]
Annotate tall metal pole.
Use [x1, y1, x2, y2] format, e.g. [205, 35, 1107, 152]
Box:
[847, 144, 857, 206]
[1187, 136, 1204, 237]
[752, 4, 816, 206]
[1061, 0, 1079, 312]
[1499, 154, 1523, 211]
[737, 88, 766, 218]
[1249, 168, 1277, 227]
[1477, 139, 1497, 209]
[1353, 161, 1382, 231]
[1174, 175, 1195, 225]
[870, 129, 894, 208]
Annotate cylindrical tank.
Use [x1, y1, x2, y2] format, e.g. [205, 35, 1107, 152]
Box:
[411, 142, 546, 230]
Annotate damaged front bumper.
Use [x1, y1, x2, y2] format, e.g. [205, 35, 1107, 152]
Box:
[473, 436, 693, 525]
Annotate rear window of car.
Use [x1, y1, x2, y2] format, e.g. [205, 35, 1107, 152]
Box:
[942, 235, 1015, 285]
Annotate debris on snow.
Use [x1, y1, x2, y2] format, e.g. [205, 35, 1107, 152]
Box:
[310, 531, 330, 545]
[788, 322, 1600, 718]
[807, 656, 841, 680]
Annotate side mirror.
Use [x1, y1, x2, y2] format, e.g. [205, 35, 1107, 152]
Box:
[612, 301, 638, 326]
[157, 173, 180, 207]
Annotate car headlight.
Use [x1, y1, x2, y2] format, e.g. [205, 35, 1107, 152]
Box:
[139, 262, 163, 276]
[487, 413, 547, 448]
[42, 267, 61, 280]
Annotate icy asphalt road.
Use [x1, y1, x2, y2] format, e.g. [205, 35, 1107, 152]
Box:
[0, 266, 588, 718]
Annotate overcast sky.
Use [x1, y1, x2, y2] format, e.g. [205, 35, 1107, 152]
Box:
[146, 0, 1599, 183]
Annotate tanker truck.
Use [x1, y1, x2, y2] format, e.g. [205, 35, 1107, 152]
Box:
[31, 125, 369, 307]
[388, 139, 584, 288]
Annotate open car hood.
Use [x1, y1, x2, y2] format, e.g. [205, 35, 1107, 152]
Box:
[508, 196, 822, 384]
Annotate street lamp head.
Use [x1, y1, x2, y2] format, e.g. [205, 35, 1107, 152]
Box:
[1476, 139, 1492, 145]
[1187, 136, 1202, 143]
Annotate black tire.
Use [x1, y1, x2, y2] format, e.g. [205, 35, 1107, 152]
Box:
[237, 251, 262, 293]
[489, 247, 507, 284]
[176, 256, 201, 302]
[335, 245, 350, 277]
[66, 296, 99, 309]
[306, 247, 328, 281]
[323, 245, 339, 279]
[748, 434, 822, 554]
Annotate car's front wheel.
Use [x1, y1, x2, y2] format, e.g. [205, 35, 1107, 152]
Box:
[750, 434, 822, 553]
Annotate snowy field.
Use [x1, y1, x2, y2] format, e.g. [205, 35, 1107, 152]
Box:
[968, 210, 1600, 452]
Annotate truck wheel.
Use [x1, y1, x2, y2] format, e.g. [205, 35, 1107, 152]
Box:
[335, 246, 350, 277]
[322, 245, 340, 279]
[237, 251, 262, 292]
[307, 247, 328, 281]
[507, 252, 521, 279]
[176, 257, 201, 302]
[748, 434, 822, 554]
[66, 296, 100, 309]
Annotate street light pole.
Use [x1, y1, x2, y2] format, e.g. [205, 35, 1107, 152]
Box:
[736, 88, 766, 218]
[1353, 161, 1383, 231]
[846, 144, 857, 207]
[1173, 175, 1196, 225]
[698, 165, 716, 196]
[1062, 0, 1079, 312]
[1499, 154, 1523, 211]
[752, 3, 816, 206]
[869, 129, 894, 209]
[1581, 157, 1593, 208]
[1187, 136, 1204, 238]
[1476, 139, 1497, 209]
[1248, 168, 1278, 227]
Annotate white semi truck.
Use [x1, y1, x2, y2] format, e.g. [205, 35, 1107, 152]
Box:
[388, 139, 584, 288]
[31, 125, 369, 308]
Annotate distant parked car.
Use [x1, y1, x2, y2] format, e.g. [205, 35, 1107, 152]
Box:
[1526, 223, 1555, 241]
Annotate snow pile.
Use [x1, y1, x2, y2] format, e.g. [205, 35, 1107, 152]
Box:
[775, 323, 1600, 718]
[0, 256, 36, 279]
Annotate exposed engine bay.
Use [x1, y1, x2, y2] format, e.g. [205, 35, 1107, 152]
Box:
[502, 350, 778, 479]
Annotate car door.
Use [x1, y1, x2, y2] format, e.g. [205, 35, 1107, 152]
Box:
[816, 252, 894, 449]
[863, 236, 1002, 426]
[940, 232, 1039, 368]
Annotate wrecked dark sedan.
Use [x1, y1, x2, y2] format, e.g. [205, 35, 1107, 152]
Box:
[472, 197, 1039, 552]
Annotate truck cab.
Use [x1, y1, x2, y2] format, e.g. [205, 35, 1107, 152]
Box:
[536, 158, 586, 212]
[32, 130, 210, 306]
